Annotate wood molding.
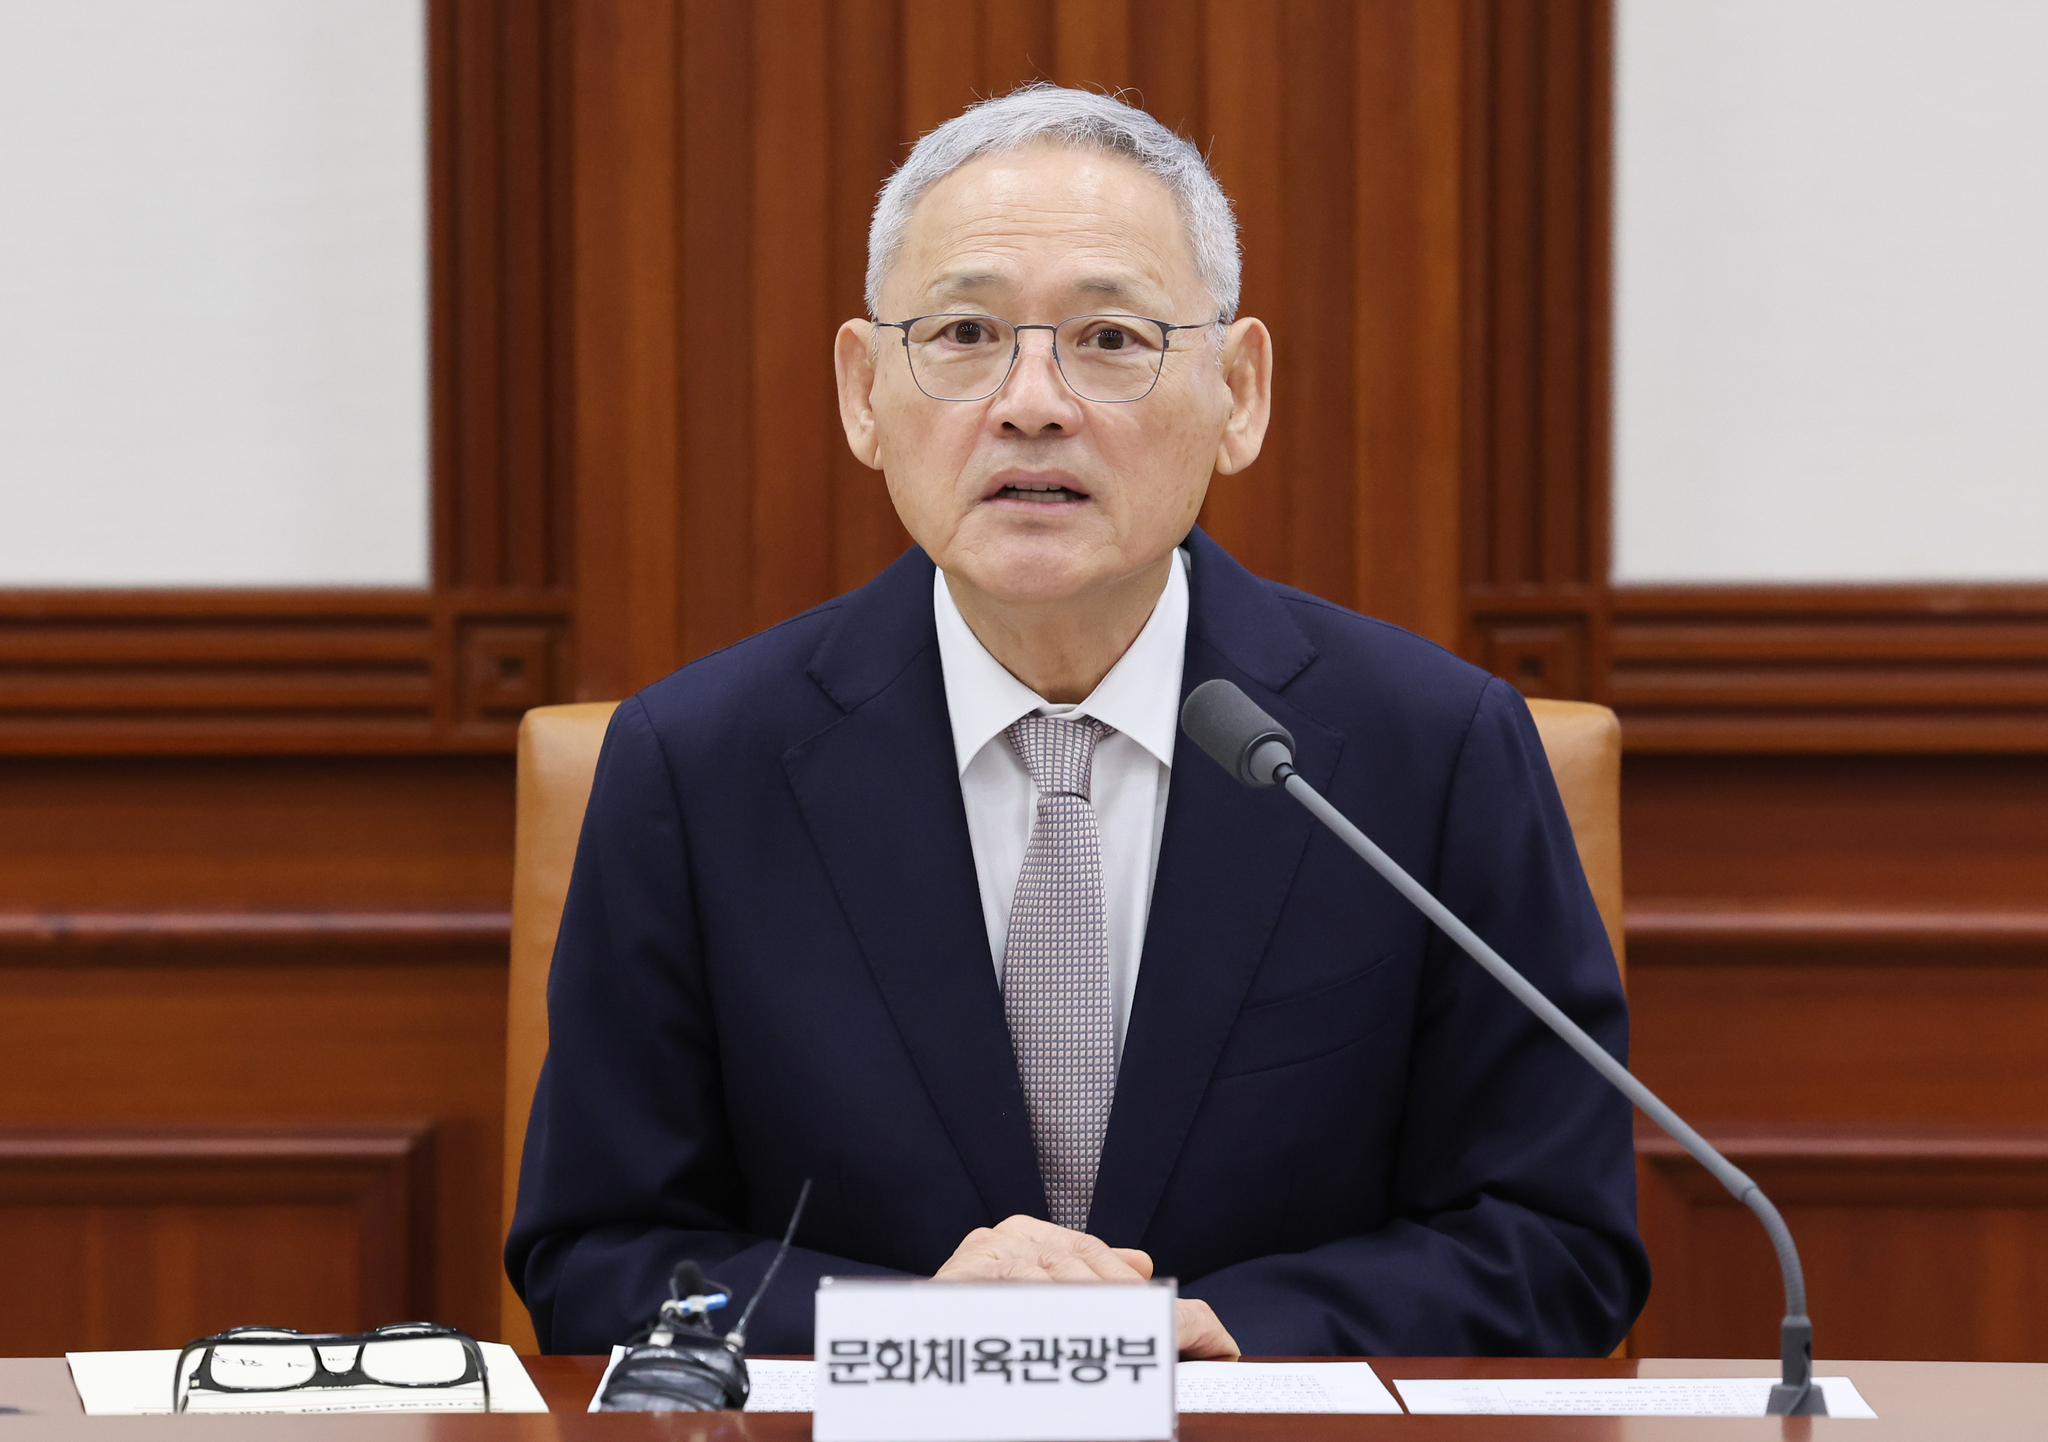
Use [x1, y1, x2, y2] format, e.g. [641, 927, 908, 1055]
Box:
[0, 589, 570, 755]
[431, 0, 575, 597]
[1455, 0, 1614, 700]
[1629, 905, 2048, 962]
[0, 1124, 435, 1352]
[0, 911, 510, 961]
[1633, 1123, 2048, 1361]
[1613, 585, 2048, 753]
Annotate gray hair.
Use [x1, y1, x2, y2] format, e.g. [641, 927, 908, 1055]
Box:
[865, 84, 1241, 322]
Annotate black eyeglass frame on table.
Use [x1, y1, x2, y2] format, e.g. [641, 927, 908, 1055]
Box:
[172, 1323, 491, 1414]
[873, 312, 1226, 403]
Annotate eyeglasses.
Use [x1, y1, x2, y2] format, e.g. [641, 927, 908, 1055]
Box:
[173, 1324, 490, 1414]
[874, 313, 1223, 403]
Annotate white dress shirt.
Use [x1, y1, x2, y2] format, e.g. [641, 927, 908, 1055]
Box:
[934, 549, 1189, 1061]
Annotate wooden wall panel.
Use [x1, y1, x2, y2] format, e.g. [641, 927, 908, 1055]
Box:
[1351, 2, 1463, 647]
[433, 0, 574, 594]
[1259, 0, 1361, 609]
[1623, 754, 2048, 908]
[829, 0, 917, 596]
[568, 0, 1594, 694]
[0, 593, 570, 757]
[0, 758, 513, 910]
[1624, 750, 2048, 1361]
[751, 2, 840, 629]
[566, 0, 683, 702]
[1458, 0, 1612, 701]
[1614, 586, 2048, 753]
[1635, 1128, 2048, 1363]
[0, 750, 512, 1354]
[1631, 959, 2048, 1130]
[0, 953, 505, 1354]
[0, 1127, 431, 1354]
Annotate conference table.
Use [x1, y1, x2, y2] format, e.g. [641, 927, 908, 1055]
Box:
[4, 1353, 2046, 1438]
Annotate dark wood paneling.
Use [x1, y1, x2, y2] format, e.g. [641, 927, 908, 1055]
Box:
[433, 0, 575, 594]
[1635, 1127, 2048, 1362]
[567, 0, 684, 702]
[1458, 0, 1612, 699]
[1623, 753, 2048, 908]
[1631, 958, 2048, 1127]
[0, 912, 509, 959]
[569, 0, 1567, 694]
[0, 592, 568, 755]
[1349, 1, 1463, 646]
[1614, 586, 2048, 753]
[0, 751, 512, 1349]
[0, 950, 506, 1349]
[1624, 753, 2048, 1364]
[1631, 908, 2048, 955]
[829, 0, 916, 599]
[0, 1126, 431, 1354]
[0, 758, 513, 910]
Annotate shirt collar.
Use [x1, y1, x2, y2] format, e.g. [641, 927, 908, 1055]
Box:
[933, 548, 1190, 777]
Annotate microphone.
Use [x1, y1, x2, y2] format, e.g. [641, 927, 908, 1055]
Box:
[598, 1179, 814, 1412]
[1180, 679, 1825, 1417]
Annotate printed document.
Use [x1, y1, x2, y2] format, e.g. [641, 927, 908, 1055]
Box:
[1394, 1374, 1877, 1418]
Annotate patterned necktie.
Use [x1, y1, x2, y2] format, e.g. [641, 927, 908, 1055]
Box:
[1001, 713, 1117, 1231]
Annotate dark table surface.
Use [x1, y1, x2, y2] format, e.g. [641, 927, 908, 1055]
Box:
[4, 1353, 2046, 1438]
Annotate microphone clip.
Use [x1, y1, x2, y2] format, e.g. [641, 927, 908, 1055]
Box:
[597, 1261, 750, 1413]
[596, 1178, 813, 1413]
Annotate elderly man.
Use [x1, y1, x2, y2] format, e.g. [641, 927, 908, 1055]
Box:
[508, 85, 1646, 1360]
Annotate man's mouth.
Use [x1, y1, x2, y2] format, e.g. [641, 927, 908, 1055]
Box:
[992, 481, 1089, 503]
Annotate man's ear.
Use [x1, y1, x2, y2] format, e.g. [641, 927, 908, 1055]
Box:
[1212, 317, 1273, 476]
[834, 320, 884, 470]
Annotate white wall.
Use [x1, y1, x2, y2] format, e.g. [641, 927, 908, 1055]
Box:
[0, 0, 427, 587]
[1613, 0, 2048, 583]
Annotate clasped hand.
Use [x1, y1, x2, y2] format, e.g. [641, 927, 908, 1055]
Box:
[933, 1215, 1240, 1360]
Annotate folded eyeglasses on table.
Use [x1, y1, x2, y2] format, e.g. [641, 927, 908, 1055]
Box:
[173, 1323, 491, 1413]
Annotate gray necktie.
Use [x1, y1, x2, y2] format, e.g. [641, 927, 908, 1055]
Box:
[1001, 713, 1117, 1231]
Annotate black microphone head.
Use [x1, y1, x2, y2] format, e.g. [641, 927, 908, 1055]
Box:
[1180, 679, 1296, 787]
[669, 1260, 705, 1300]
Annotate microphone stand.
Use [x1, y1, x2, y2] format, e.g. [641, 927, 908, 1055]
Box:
[1276, 765, 1820, 1415]
[1182, 680, 1823, 1416]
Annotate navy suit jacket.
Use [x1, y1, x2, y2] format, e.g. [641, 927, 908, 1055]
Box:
[507, 529, 1648, 1356]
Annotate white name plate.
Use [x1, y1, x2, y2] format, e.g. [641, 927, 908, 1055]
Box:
[812, 1277, 1177, 1442]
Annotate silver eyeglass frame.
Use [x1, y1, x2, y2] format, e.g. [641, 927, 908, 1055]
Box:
[873, 312, 1224, 403]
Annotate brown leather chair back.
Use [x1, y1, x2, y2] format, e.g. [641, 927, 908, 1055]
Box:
[501, 701, 619, 1350]
[497, 696, 1626, 1344]
[1524, 698, 1627, 977]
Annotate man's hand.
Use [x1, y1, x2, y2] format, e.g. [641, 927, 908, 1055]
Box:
[934, 1215, 1240, 1360]
[1171, 1298, 1240, 1361]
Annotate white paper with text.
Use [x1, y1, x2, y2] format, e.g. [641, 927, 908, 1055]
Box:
[1395, 1374, 1876, 1418]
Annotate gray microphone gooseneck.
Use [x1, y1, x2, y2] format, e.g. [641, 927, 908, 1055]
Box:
[1180, 678, 1824, 1417]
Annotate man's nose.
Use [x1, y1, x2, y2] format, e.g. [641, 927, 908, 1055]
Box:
[990, 328, 1079, 434]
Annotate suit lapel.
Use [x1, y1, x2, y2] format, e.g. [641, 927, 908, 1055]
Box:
[1089, 531, 1341, 1245]
[782, 549, 1047, 1225]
